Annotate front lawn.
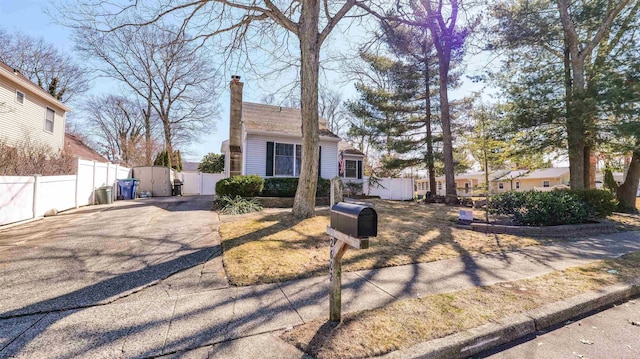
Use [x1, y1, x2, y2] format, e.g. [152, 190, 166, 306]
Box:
[219, 200, 544, 286]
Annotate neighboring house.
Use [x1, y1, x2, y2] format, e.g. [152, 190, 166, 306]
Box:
[220, 76, 364, 181]
[64, 134, 108, 163]
[0, 61, 71, 152]
[491, 169, 530, 193]
[182, 161, 201, 172]
[515, 167, 570, 191]
[431, 170, 510, 196]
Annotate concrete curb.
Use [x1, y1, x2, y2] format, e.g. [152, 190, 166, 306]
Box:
[381, 279, 640, 359]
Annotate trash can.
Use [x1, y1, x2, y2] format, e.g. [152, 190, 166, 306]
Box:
[95, 186, 113, 205]
[117, 178, 139, 200]
[172, 179, 183, 196]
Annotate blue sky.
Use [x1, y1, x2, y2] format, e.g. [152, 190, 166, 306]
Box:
[0, 0, 491, 164]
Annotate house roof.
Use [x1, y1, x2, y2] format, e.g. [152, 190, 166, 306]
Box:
[455, 171, 486, 180]
[493, 169, 530, 181]
[241, 102, 339, 140]
[0, 61, 72, 112]
[182, 161, 200, 172]
[338, 141, 365, 156]
[520, 167, 569, 179]
[64, 134, 108, 162]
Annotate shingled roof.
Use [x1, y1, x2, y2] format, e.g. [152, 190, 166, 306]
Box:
[241, 102, 339, 139]
[338, 141, 365, 156]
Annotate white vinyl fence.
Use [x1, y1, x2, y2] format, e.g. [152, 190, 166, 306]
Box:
[0, 159, 131, 226]
[180, 172, 226, 195]
[362, 177, 414, 200]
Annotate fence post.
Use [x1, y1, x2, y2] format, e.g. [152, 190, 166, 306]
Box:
[92, 161, 97, 205]
[32, 175, 40, 219]
[75, 158, 81, 208]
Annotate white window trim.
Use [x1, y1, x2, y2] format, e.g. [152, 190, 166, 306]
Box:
[272, 142, 301, 177]
[44, 107, 55, 133]
[543, 180, 550, 187]
[498, 182, 504, 190]
[342, 159, 358, 179]
[16, 90, 24, 104]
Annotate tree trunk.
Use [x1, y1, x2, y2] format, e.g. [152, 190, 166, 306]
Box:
[292, 0, 321, 219]
[162, 116, 173, 168]
[616, 151, 640, 211]
[423, 46, 436, 197]
[437, 51, 457, 204]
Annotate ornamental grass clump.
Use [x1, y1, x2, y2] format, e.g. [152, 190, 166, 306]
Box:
[214, 195, 263, 215]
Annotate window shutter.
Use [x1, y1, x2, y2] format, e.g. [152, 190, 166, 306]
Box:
[357, 160, 363, 179]
[318, 146, 322, 178]
[266, 142, 274, 176]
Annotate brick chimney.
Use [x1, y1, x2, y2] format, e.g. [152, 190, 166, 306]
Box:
[229, 75, 243, 177]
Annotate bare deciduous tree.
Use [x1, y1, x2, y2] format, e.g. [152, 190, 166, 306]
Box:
[82, 95, 158, 167]
[0, 28, 88, 102]
[74, 24, 219, 167]
[58, 0, 364, 218]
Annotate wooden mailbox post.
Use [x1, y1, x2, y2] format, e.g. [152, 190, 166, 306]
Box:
[327, 202, 377, 322]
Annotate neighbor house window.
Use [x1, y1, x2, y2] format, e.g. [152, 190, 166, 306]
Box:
[345, 160, 357, 178]
[16, 90, 24, 104]
[543, 180, 550, 187]
[437, 182, 442, 190]
[515, 181, 520, 189]
[45, 107, 55, 132]
[498, 182, 504, 190]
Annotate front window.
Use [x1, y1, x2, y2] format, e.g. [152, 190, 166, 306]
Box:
[45, 108, 55, 133]
[543, 180, 550, 188]
[515, 181, 520, 189]
[345, 160, 357, 178]
[437, 182, 442, 190]
[274, 143, 302, 176]
[498, 182, 504, 190]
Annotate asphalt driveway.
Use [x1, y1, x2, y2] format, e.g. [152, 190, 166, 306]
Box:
[0, 196, 227, 319]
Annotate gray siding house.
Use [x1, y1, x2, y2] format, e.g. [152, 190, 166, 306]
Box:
[0, 61, 71, 152]
[221, 76, 364, 181]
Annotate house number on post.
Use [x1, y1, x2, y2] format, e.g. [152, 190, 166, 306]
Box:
[327, 202, 377, 322]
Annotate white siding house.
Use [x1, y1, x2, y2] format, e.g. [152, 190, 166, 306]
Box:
[220, 77, 364, 182]
[0, 62, 71, 152]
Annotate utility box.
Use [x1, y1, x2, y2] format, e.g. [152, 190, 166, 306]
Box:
[330, 202, 377, 238]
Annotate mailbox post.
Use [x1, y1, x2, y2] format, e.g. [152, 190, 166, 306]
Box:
[327, 202, 377, 322]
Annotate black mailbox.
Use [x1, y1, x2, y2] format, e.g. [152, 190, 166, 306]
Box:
[330, 202, 377, 238]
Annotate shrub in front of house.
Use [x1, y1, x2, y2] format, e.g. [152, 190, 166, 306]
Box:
[556, 189, 618, 218]
[260, 177, 330, 197]
[213, 195, 263, 215]
[215, 175, 264, 197]
[490, 190, 597, 226]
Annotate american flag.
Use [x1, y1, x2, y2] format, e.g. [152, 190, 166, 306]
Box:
[338, 151, 344, 175]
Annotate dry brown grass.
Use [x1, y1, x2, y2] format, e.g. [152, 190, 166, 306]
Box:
[280, 252, 640, 359]
[220, 200, 544, 286]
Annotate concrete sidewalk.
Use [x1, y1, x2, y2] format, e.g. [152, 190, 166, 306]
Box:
[2, 231, 640, 358]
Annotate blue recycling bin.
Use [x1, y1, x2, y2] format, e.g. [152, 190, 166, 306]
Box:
[117, 178, 139, 200]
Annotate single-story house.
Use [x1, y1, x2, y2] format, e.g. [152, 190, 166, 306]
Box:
[220, 76, 364, 183]
[490, 169, 530, 192]
[0, 61, 71, 152]
[514, 167, 570, 191]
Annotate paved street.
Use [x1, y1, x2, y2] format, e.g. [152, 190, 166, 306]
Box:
[481, 298, 640, 358]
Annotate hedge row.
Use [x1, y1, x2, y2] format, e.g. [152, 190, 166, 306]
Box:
[490, 189, 617, 226]
[215, 175, 331, 198]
